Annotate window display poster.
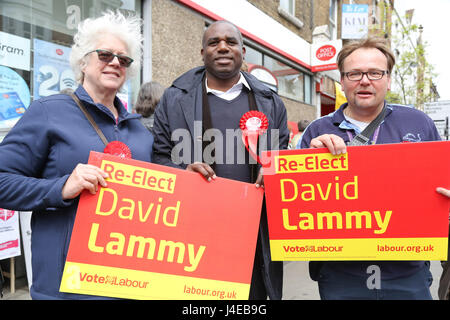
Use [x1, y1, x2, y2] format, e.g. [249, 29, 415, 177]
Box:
[33, 39, 77, 100]
[0, 31, 31, 71]
[0, 209, 21, 260]
[0, 65, 31, 129]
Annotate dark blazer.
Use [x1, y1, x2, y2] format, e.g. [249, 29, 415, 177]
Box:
[152, 66, 289, 299]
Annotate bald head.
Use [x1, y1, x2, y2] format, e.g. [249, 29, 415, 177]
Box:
[201, 20, 246, 86]
[202, 20, 243, 48]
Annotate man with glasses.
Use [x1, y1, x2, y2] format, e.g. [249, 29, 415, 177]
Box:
[297, 37, 445, 299]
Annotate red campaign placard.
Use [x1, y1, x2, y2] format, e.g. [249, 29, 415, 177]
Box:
[261, 141, 450, 261]
[60, 152, 263, 299]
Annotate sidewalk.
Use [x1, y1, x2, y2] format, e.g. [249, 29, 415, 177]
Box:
[1, 260, 443, 300]
[282, 260, 443, 300]
[1, 276, 30, 300]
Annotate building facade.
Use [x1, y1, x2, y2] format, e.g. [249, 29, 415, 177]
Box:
[0, 1, 405, 142]
[0, 0, 142, 141]
[0, 0, 350, 142]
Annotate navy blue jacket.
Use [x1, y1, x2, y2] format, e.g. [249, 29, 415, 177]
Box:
[152, 66, 289, 299]
[0, 86, 153, 299]
[299, 102, 441, 281]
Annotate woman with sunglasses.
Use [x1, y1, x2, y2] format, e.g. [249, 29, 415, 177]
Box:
[0, 11, 153, 299]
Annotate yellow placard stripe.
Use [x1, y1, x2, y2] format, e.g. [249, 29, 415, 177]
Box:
[270, 238, 448, 261]
[101, 160, 176, 194]
[60, 262, 248, 300]
[275, 153, 348, 174]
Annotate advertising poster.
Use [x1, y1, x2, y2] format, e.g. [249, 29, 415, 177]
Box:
[342, 4, 369, 39]
[0, 209, 21, 260]
[262, 141, 450, 261]
[0, 31, 30, 71]
[424, 101, 450, 140]
[60, 152, 263, 299]
[33, 39, 77, 100]
[0, 65, 31, 129]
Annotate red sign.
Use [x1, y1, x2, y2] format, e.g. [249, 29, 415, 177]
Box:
[261, 141, 450, 261]
[60, 152, 263, 299]
[311, 40, 342, 72]
[0, 209, 15, 221]
[316, 45, 336, 61]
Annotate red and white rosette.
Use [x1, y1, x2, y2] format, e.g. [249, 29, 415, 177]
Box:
[103, 141, 132, 159]
[239, 111, 268, 164]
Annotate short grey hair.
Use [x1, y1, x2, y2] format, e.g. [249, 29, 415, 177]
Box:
[69, 10, 143, 84]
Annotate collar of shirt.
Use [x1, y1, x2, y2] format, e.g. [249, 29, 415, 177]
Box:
[205, 72, 251, 101]
[342, 114, 369, 133]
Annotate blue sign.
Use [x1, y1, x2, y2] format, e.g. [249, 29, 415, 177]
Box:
[343, 4, 369, 13]
[342, 4, 369, 39]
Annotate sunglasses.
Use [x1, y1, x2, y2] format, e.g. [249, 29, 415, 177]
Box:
[86, 49, 134, 68]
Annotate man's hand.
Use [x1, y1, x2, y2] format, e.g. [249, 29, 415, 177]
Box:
[62, 164, 109, 200]
[186, 162, 216, 182]
[310, 134, 347, 155]
[436, 187, 450, 198]
[255, 168, 264, 189]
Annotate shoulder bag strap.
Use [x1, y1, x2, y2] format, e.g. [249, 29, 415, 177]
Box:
[70, 93, 109, 147]
[348, 104, 386, 146]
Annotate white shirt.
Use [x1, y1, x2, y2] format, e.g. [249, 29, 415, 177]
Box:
[205, 72, 251, 101]
[343, 113, 369, 132]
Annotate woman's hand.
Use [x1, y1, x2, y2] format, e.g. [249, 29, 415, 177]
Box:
[62, 164, 109, 200]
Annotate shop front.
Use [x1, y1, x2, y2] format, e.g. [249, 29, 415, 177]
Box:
[0, 0, 143, 295]
[0, 0, 142, 142]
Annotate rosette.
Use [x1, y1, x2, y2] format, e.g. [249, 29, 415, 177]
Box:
[103, 141, 132, 159]
[239, 111, 268, 164]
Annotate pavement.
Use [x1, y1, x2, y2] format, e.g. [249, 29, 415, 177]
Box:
[282, 260, 443, 300]
[1, 260, 444, 300]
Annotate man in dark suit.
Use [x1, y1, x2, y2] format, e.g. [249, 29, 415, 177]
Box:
[152, 20, 289, 299]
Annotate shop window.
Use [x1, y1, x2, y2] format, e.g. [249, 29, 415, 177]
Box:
[329, 0, 337, 39]
[264, 55, 305, 103]
[244, 44, 313, 104]
[244, 46, 263, 66]
[279, 0, 295, 16]
[304, 74, 312, 104]
[278, 0, 304, 29]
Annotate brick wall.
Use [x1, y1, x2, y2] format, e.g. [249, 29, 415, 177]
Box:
[247, 0, 314, 42]
[151, 0, 319, 123]
[151, 0, 204, 88]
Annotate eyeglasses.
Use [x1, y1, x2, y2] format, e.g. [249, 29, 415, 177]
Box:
[85, 49, 134, 68]
[343, 70, 388, 81]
